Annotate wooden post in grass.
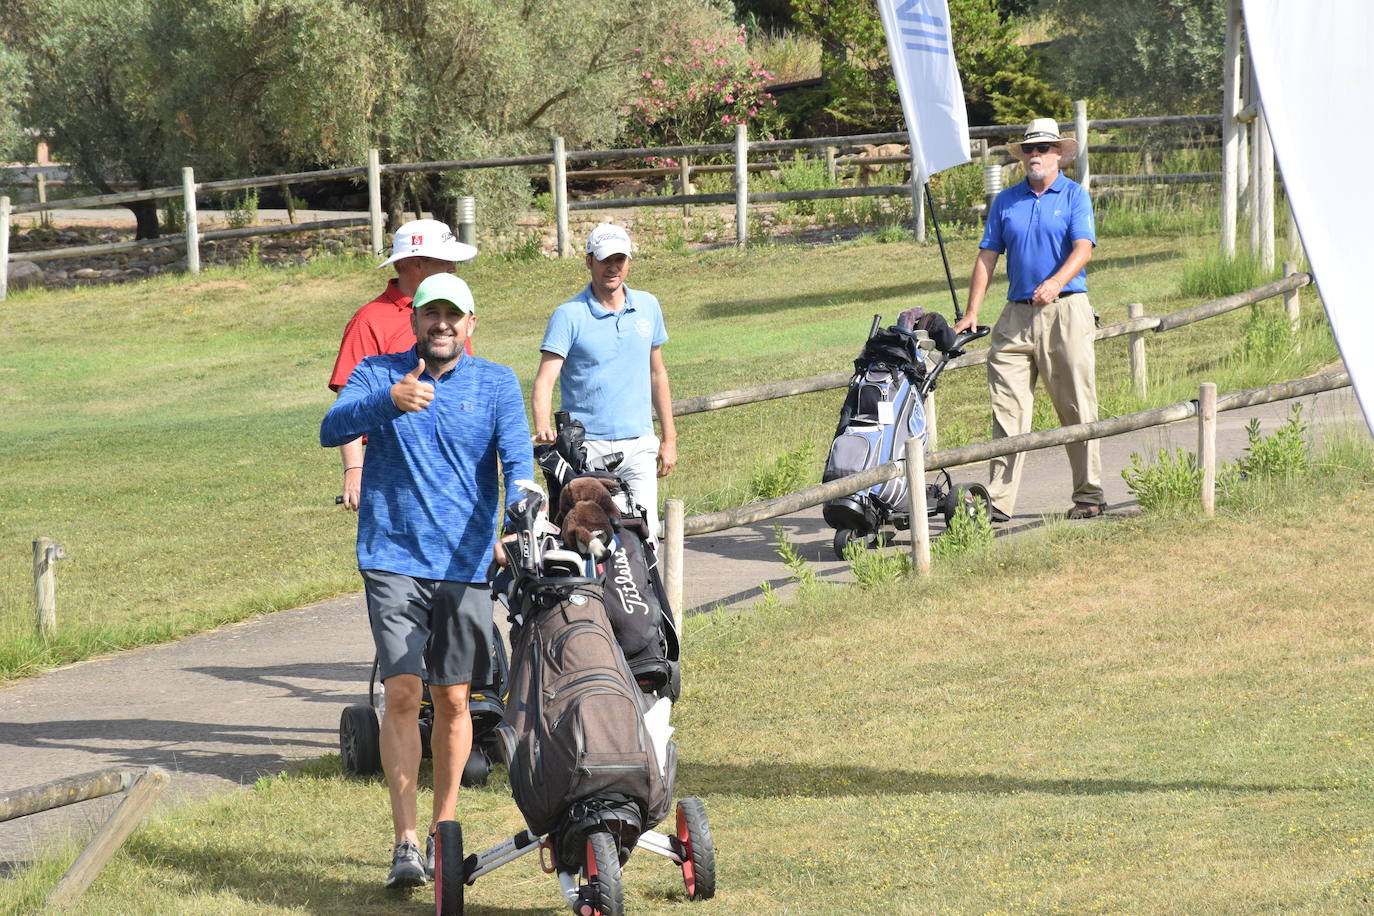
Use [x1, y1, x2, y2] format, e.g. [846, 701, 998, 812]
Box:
[33, 537, 64, 640]
[904, 437, 931, 576]
[1282, 260, 1300, 334]
[679, 158, 693, 218]
[280, 183, 296, 224]
[46, 767, 170, 909]
[1127, 302, 1148, 399]
[0, 195, 10, 302]
[1074, 100, 1091, 192]
[734, 125, 748, 249]
[1198, 382, 1217, 518]
[552, 136, 570, 258]
[1221, 0, 1243, 257]
[824, 146, 836, 182]
[182, 168, 199, 274]
[366, 149, 383, 256]
[663, 499, 685, 635]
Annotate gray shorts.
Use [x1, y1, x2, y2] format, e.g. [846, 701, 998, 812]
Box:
[361, 570, 495, 687]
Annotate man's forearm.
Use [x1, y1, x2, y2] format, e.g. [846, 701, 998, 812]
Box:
[340, 437, 364, 471]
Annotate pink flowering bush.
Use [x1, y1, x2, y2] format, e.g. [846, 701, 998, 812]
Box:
[620, 22, 781, 150]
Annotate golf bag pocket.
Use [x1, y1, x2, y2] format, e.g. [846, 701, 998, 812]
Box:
[505, 585, 672, 838]
[601, 528, 677, 695]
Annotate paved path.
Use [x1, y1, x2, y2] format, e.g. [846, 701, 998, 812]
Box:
[1, 387, 1364, 871]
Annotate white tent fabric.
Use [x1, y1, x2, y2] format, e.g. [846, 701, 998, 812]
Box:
[875, 0, 970, 181]
[1243, 0, 1374, 434]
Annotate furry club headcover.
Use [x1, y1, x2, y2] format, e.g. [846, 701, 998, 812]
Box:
[559, 477, 620, 559]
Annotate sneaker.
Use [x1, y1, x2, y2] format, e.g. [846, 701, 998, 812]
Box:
[424, 832, 436, 879]
[989, 506, 1011, 524]
[386, 839, 427, 889]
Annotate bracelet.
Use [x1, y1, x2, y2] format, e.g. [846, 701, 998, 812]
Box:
[343, 466, 362, 472]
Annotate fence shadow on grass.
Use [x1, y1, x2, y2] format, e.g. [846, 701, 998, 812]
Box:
[706, 278, 960, 319]
[675, 760, 1305, 800]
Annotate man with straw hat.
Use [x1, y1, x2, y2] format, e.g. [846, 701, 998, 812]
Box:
[954, 117, 1105, 522]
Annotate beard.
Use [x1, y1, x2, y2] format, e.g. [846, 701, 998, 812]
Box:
[418, 333, 461, 364]
[1027, 164, 1047, 182]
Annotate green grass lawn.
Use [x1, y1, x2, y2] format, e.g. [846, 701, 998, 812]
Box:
[0, 231, 1336, 681]
[3, 459, 1370, 914]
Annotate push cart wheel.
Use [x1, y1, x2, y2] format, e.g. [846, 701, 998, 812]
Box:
[339, 704, 381, 777]
[943, 483, 991, 526]
[460, 745, 490, 788]
[579, 831, 624, 916]
[832, 528, 858, 561]
[434, 820, 464, 916]
[676, 797, 716, 901]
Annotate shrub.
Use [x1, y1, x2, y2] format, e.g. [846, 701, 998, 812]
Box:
[749, 445, 812, 500]
[1238, 304, 1297, 366]
[843, 538, 911, 588]
[220, 189, 259, 230]
[1237, 404, 1308, 479]
[932, 496, 994, 560]
[619, 20, 781, 149]
[1122, 447, 1202, 513]
[1179, 249, 1278, 299]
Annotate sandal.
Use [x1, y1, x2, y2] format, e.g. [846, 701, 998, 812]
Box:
[1065, 502, 1105, 520]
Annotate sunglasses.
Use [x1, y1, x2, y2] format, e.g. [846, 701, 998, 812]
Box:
[1020, 142, 1058, 154]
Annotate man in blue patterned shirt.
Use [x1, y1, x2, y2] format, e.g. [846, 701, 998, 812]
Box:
[321, 272, 532, 889]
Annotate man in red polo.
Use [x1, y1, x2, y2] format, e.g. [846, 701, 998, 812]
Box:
[329, 219, 477, 509]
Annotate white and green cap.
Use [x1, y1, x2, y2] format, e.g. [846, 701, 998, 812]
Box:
[410, 272, 475, 314]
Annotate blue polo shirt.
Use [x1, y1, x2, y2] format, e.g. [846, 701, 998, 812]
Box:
[980, 172, 1096, 301]
[320, 348, 533, 581]
[540, 283, 669, 439]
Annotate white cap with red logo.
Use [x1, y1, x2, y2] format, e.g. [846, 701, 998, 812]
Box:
[377, 218, 478, 268]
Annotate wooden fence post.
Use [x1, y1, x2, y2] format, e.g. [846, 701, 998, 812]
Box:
[33, 537, 64, 640]
[1198, 382, 1217, 518]
[1074, 99, 1091, 191]
[1127, 301, 1148, 399]
[279, 183, 296, 224]
[734, 124, 748, 248]
[367, 149, 383, 255]
[1256, 104, 1276, 271]
[679, 157, 693, 218]
[37, 172, 50, 226]
[905, 437, 931, 576]
[552, 136, 570, 258]
[1282, 261, 1300, 334]
[1221, 0, 1243, 257]
[1, 194, 10, 302]
[824, 146, 836, 182]
[663, 499, 684, 636]
[46, 768, 170, 909]
[182, 168, 199, 274]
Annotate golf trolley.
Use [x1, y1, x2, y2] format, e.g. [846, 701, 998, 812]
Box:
[337, 648, 510, 787]
[824, 317, 993, 560]
[429, 481, 716, 916]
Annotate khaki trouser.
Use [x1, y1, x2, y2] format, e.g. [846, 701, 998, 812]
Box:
[985, 292, 1104, 515]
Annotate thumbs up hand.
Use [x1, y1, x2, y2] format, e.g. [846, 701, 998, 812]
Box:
[391, 359, 435, 412]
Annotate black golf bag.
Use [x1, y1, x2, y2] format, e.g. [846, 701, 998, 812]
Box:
[494, 485, 676, 869]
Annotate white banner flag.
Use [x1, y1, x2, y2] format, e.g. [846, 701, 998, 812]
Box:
[875, 0, 971, 182]
[1244, 0, 1374, 434]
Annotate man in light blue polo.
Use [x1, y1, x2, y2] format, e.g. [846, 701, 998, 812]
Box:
[321, 272, 532, 889]
[954, 118, 1104, 522]
[532, 223, 677, 535]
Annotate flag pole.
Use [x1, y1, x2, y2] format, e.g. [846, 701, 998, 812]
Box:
[924, 181, 962, 321]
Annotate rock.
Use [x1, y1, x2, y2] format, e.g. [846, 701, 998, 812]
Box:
[72, 267, 101, 280]
[320, 238, 343, 254]
[50, 269, 68, 282]
[100, 269, 121, 278]
[5, 260, 46, 291]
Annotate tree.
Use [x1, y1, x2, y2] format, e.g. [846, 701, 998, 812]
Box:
[787, 0, 1067, 133]
[3, 0, 382, 237]
[0, 40, 26, 163]
[1036, 0, 1228, 115]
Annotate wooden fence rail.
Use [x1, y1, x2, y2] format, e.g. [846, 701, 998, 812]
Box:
[2, 108, 1234, 299]
[673, 370, 1349, 541]
[1, 766, 170, 908]
[667, 270, 1313, 419]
